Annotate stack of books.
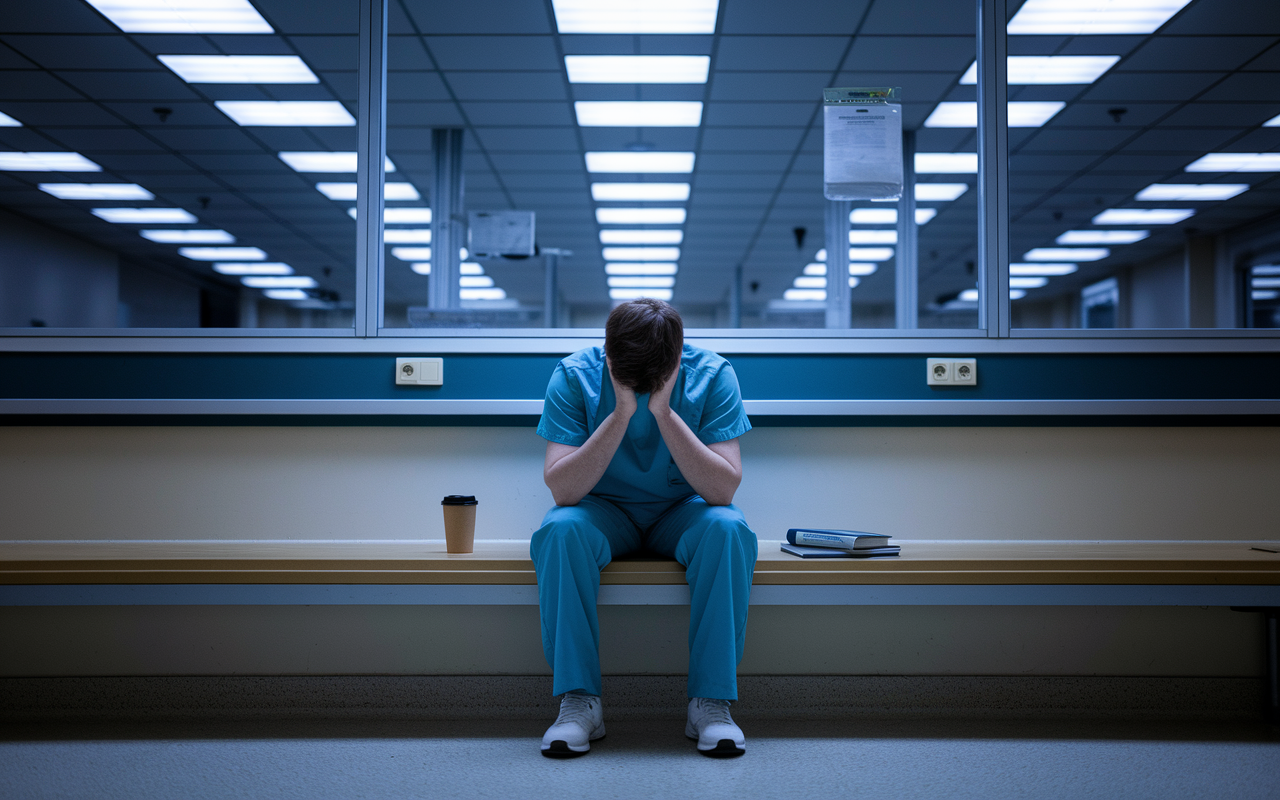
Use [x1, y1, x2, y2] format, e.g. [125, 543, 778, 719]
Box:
[780, 528, 900, 558]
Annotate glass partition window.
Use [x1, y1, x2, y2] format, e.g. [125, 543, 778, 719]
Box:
[381, 0, 980, 331]
[0, 0, 358, 329]
[1005, 0, 1280, 330]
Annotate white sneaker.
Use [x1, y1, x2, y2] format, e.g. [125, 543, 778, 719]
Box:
[541, 693, 605, 758]
[685, 697, 746, 757]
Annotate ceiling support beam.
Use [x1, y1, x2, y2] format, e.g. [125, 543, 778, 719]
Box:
[977, 0, 1010, 338]
[354, 0, 387, 337]
[428, 129, 465, 311]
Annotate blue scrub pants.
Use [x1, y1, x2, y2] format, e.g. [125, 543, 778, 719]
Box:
[530, 494, 758, 701]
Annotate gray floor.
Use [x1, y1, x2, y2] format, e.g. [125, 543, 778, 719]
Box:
[2, 717, 1279, 800]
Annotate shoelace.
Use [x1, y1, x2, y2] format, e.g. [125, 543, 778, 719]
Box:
[695, 698, 733, 726]
[555, 694, 598, 728]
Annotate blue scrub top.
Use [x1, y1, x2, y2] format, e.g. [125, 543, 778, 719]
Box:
[537, 344, 751, 526]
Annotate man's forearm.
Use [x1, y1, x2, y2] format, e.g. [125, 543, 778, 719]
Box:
[543, 409, 632, 505]
[652, 409, 741, 505]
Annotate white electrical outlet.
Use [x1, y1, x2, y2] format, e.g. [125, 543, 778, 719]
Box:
[926, 358, 976, 387]
[395, 357, 443, 386]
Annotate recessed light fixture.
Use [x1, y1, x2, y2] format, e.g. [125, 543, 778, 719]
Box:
[924, 101, 1065, 128]
[1135, 183, 1248, 201]
[565, 55, 710, 84]
[0, 152, 101, 172]
[410, 263, 431, 275]
[158, 55, 317, 84]
[914, 153, 978, 173]
[1092, 209, 1194, 225]
[551, 0, 719, 34]
[39, 183, 153, 200]
[848, 230, 897, 245]
[848, 208, 937, 225]
[610, 288, 674, 301]
[92, 208, 196, 224]
[215, 101, 355, 127]
[1010, 262, 1078, 276]
[241, 275, 317, 289]
[383, 229, 433, 244]
[915, 183, 969, 201]
[84, 0, 273, 34]
[1265, 114, 1280, 128]
[1010, 276, 1049, 289]
[605, 262, 678, 275]
[318, 182, 420, 201]
[264, 289, 308, 300]
[591, 183, 690, 201]
[1056, 230, 1149, 244]
[793, 276, 826, 289]
[608, 276, 676, 288]
[0, 111, 21, 126]
[390, 247, 432, 261]
[459, 275, 495, 288]
[1006, 0, 1192, 34]
[141, 229, 235, 243]
[1251, 278, 1280, 289]
[585, 152, 696, 173]
[596, 208, 686, 225]
[347, 207, 433, 223]
[461, 288, 508, 301]
[602, 246, 680, 261]
[783, 289, 826, 302]
[575, 101, 703, 127]
[180, 246, 266, 261]
[960, 55, 1120, 85]
[1024, 247, 1109, 261]
[958, 288, 1028, 301]
[600, 230, 683, 245]
[461, 263, 484, 275]
[848, 247, 895, 261]
[281, 152, 396, 172]
[213, 262, 293, 275]
[1186, 153, 1280, 172]
[1254, 290, 1279, 300]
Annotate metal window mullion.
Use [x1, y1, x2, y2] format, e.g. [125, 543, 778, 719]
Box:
[976, 0, 1009, 338]
[354, 0, 387, 337]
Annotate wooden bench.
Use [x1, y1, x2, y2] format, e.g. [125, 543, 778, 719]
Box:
[3, 539, 1278, 719]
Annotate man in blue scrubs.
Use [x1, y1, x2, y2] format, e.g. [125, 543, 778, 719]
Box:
[532, 298, 758, 758]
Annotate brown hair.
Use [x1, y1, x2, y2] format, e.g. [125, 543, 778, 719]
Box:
[604, 299, 683, 395]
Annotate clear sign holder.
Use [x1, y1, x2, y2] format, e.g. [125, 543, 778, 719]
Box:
[823, 87, 903, 201]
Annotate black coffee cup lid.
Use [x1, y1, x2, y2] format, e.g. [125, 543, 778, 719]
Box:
[442, 495, 477, 505]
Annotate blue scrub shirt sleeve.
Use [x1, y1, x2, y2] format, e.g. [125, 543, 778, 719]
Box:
[537, 363, 592, 446]
[695, 363, 752, 444]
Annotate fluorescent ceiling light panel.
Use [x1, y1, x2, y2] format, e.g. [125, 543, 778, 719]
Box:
[1056, 229, 1149, 244]
[1006, 0, 1192, 34]
[591, 183, 690, 201]
[565, 55, 710, 84]
[608, 276, 676, 288]
[958, 289, 979, 302]
[0, 112, 22, 126]
[848, 263, 878, 276]
[848, 247, 894, 261]
[915, 183, 969, 201]
[959, 56, 1120, 85]
[783, 289, 825, 302]
[551, 0, 718, 34]
[1011, 263, 1078, 276]
[318, 182, 420, 201]
[84, 0, 273, 33]
[585, 151, 695, 173]
[1135, 183, 1248, 201]
[0, 152, 101, 171]
[1024, 247, 1110, 261]
[264, 289, 307, 300]
[460, 288, 508, 301]
[158, 55, 316, 84]
[605, 262, 678, 275]
[1252, 266, 1280, 275]
[383, 229, 432, 244]
[459, 276, 495, 288]
[851, 209, 937, 225]
[410, 263, 431, 275]
[461, 263, 484, 275]
[281, 152, 395, 172]
[915, 153, 978, 173]
[1265, 114, 1280, 127]
[1093, 208, 1194, 224]
[602, 247, 680, 262]
[1254, 290, 1279, 300]
[849, 230, 897, 244]
[924, 101, 1065, 128]
[213, 262, 292, 275]
[241, 275, 317, 289]
[39, 183, 153, 200]
[575, 101, 703, 127]
[610, 288, 674, 301]
[180, 246, 265, 261]
[347, 207, 433, 223]
[1251, 278, 1280, 289]
[215, 101, 355, 127]
[596, 208, 686, 225]
[793, 276, 826, 289]
[391, 247, 432, 262]
[92, 207, 196, 224]
[1186, 153, 1280, 172]
[600, 229, 683, 245]
[1010, 276, 1049, 289]
[141, 229, 235, 243]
